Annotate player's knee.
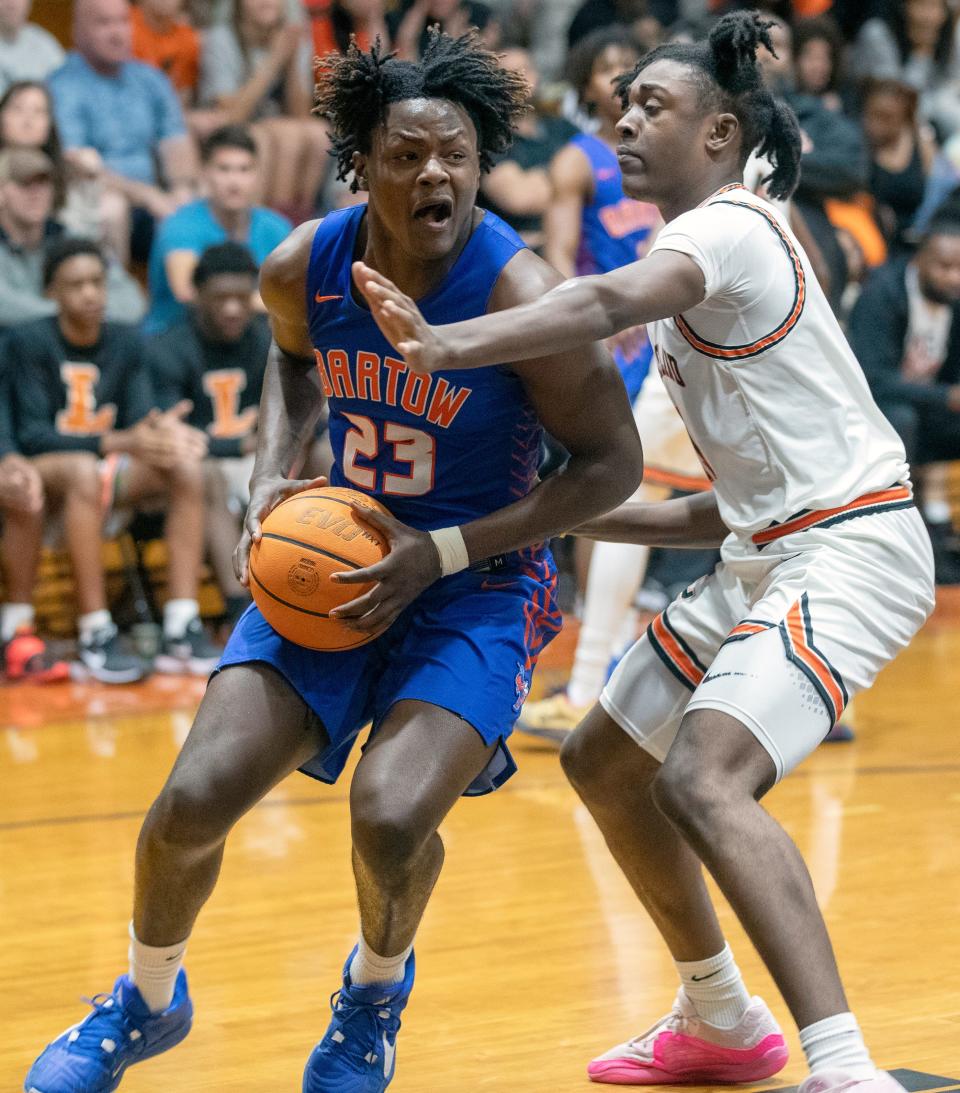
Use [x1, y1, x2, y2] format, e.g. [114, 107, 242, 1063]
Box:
[651, 757, 726, 837]
[351, 799, 434, 879]
[145, 773, 233, 851]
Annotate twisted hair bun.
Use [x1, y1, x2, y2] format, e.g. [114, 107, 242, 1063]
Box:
[708, 10, 775, 95]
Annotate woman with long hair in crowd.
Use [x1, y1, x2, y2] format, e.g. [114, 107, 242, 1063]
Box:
[854, 0, 960, 138]
[0, 80, 131, 261]
[862, 78, 937, 251]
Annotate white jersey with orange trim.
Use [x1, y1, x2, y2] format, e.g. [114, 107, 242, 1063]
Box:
[647, 183, 909, 542]
[632, 367, 711, 494]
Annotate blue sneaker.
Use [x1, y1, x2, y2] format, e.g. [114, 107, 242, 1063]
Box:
[303, 948, 415, 1093]
[25, 970, 192, 1093]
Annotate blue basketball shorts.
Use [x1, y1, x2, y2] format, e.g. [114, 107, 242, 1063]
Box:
[215, 550, 562, 795]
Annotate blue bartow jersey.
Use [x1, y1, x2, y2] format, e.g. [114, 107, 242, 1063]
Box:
[571, 131, 658, 400]
[306, 205, 543, 531]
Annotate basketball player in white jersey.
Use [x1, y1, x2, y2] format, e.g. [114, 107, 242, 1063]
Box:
[353, 13, 935, 1093]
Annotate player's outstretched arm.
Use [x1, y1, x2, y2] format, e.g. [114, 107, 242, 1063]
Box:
[454, 250, 645, 561]
[233, 222, 328, 586]
[574, 490, 729, 549]
[353, 247, 706, 373]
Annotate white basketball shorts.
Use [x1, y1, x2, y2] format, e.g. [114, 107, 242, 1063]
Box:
[600, 502, 935, 780]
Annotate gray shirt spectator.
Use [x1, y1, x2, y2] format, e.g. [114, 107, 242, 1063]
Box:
[0, 147, 144, 326]
[0, 0, 65, 92]
[198, 21, 311, 120]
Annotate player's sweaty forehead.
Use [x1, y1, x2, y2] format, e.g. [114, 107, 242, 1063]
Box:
[376, 98, 479, 154]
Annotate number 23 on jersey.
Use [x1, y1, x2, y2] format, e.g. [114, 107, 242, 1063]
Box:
[342, 413, 436, 497]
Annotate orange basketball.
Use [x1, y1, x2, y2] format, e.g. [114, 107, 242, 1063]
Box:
[249, 486, 391, 651]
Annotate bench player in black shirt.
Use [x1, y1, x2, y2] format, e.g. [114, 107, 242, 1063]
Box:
[8, 238, 221, 679]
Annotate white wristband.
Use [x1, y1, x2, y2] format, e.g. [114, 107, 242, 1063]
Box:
[429, 525, 469, 577]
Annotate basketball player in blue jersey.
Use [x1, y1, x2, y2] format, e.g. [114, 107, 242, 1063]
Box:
[546, 27, 659, 402]
[356, 15, 936, 1093]
[24, 31, 643, 1093]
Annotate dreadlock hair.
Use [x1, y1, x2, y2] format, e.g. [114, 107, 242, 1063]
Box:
[616, 10, 802, 201]
[315, 29, 530, 193]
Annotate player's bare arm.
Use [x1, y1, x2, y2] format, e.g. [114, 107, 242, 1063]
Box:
[332, 249, 645, 633]
[542, 143, 591, 279]
[458, 248, 644, 557]
[574, 489, 729, 549]
[233, 222, 329, 585]
[353, 246, 706, 374]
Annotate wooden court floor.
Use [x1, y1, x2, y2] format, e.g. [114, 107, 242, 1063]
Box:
[2, 596, 960, 1092]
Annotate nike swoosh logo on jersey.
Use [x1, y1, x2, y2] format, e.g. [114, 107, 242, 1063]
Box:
[314, 293, 344, 303]
[597, 167, 618, 180]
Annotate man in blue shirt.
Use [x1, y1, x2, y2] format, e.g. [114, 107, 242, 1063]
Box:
[144, 125, 291, 333]
[48, 0, 198, 256]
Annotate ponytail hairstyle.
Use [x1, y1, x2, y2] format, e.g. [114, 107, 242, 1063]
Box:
[616, 10, 802, 200]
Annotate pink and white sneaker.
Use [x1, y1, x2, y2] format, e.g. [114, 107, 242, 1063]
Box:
[799, 1070, 908, 1093]
[587, 989, 789, 1085]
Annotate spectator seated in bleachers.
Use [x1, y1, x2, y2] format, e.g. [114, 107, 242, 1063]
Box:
[862, 79, 937, 254]
[48, 0, 199, 263]
[849, 211, 960, 582]
[147, 241, 269, 626]
[306, 0, 388, 60]
[478, 44, 577, 252]
[389, 0, 499, 61]
[132, 0, 237, 141]
[0, 354, 70, 683]
[853, 0, 960, 141]
[0, 80, 136, 262]
[145, 123, 290, 333]
[7, 237, 223, 678]
[792, 14, 852, 115]
[566, 0, 668, 51]
[0, 0, 65, 92]
[197, 0, 328, 221]
[0, 148, 144, 328]
[131, 0, 201, 104]
[760, 14, 870, 312]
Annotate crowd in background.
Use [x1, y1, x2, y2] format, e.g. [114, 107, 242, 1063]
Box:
[2, 0, 960, 685]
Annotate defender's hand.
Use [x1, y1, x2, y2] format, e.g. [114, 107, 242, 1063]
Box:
[352, 261, 451, 374]
[234, 474, 328, 586]
[329, 503, 441, 633]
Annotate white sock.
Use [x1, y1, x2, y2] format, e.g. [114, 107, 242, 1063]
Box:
[1, 602, 34, 642]
[128, 922, 188, 1014]
[163, 599, 199, 639]
[78, 609, 112, 641]
[349, 936, 412, 987]
[676, 942, 752, 1029]
[799, 1012, 876, 1079]
[567, 539, 651, 707]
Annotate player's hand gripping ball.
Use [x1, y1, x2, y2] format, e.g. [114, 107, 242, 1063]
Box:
[249, 487, 392, 650]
